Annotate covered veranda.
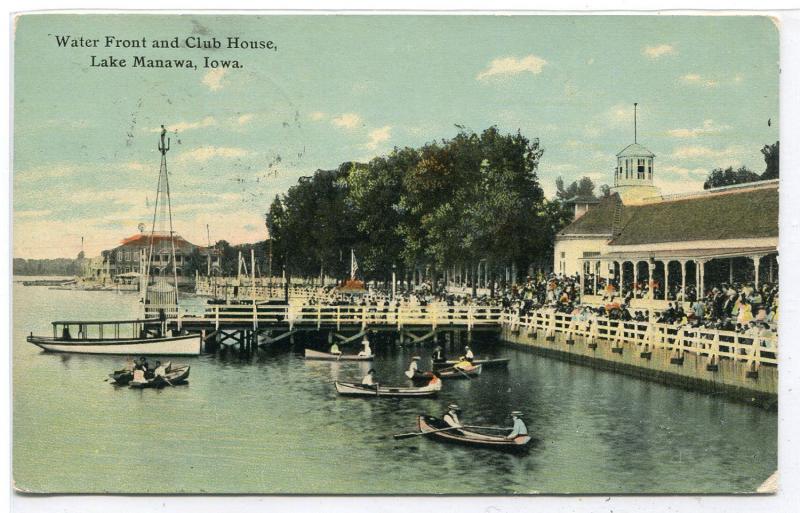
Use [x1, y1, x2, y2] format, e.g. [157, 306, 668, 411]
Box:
[578, 245, 778, 305]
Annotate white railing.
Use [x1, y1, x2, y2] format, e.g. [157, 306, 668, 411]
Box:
[186, 303, 503, 331]
[195, 277, 334, 301]
[501, 310, 777, 368]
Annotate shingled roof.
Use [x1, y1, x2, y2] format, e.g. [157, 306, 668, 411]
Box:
[609, 183, 778, 246]
[557, 181, 779, 245]
[557, 193, 619, 236]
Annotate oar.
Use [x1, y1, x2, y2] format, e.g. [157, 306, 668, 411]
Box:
[462, 425, 510, 432]
[393, 425, 465, 440]
[453, 366, 475, 380]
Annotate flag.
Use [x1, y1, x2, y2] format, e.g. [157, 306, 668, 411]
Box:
[350, 249, 358, 280]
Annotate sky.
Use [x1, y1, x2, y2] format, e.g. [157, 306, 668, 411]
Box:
[12, 14, 779, 259]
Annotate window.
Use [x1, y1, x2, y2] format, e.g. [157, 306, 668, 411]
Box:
[648, 159, 653, 179]
[560, 252, 565, 259]
[625, 159, 629, 178]
[637, 159, 645, 178]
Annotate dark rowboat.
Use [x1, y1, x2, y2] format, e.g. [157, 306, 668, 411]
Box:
[417, 415, 531, 452]
[127, 365, 191, 389]
[410, 370, 436, 387]
[334, 378, 441, 397]
[433, 358, 509, 370]
[304, 348, 374, 361]
[437, 364, 482, 379]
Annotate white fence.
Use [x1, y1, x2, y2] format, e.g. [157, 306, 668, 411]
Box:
[185, 303, 503, 331]
[501, 310, 777, 369]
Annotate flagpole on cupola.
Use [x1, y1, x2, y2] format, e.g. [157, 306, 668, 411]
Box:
[634, 102, 638, 144]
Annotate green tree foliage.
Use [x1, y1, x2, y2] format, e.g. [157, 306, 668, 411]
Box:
[265, 126, 563, 283]
[703, 166, 761, 190]
[761, 141, 779, 180]
[555, 176, 597, 200]
[12, 258, 82, 276]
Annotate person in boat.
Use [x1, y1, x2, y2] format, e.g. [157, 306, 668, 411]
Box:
[406, 356, 421, 376]
[464, 346, 475, 363]
[432, 345, 446, 363]
[329, 342, 342, 355]
[357, 337, 372, 357]
[361, 368, 377, 388]
[506, 411, 529, 440]
[134, 357, 150, 372]
[443, 404, 463, 429]
[154, 361, 167, 378]
[453, 357, 473, 371]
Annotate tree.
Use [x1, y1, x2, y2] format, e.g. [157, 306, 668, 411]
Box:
[703, 166, 761, 190]
[761, 141, 779, 180]
[263, 126, 561, 286]
[555, 176, 597, 200]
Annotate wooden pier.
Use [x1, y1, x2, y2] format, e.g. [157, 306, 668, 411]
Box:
[172, 303, 503, 352]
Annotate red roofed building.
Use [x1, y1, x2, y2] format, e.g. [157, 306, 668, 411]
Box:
[102, 227, 221, 281]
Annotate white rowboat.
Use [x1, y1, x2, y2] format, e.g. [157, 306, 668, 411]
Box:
[334, 379, 441, 397]
[304, 348, 374, 361]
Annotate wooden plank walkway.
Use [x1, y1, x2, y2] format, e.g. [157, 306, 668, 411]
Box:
[173, 303, 503, 332]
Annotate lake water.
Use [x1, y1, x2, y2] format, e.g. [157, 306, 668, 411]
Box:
[12, 280, 777, 494]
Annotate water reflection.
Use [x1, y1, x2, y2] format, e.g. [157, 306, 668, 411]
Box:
[13, 285, 778, 494]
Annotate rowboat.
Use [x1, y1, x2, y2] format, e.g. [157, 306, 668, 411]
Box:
[27, 332, 202, 356]
[437, 364, 482, 379]
[334, 378, 441, 397]
[417, 415, 531, 452]
[108, 362, 188, 386]
[409, 370, 436, 386]
[433, 358, 509, 370]
[304, 348, 374, 361]
[129, 365, 191, 389]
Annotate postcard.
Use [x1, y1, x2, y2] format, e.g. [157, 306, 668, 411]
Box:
[12, 13, 778, 494]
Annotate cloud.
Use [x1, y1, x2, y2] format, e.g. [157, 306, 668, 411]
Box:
[123, 161, 150, 172]
[681, 73, 719, 88]
[202, 69, 227, 91]
[670, 144, 744, 160]
[654, 176, 706, 196]
[177, 146, 250, 163]
[150, 117, 217, 133]
[608, 104, 635, 126]
[642, 44, 676, 59]
[659, 165, 710, 178]
[331, 113, 363, 130]
[666, 119, 731, 138]
[309, 111, 327, 121]
[364, 125, 392, 150]
[236, 114, 254, 125]
[477, 55, 547, 81]
[15, 209, 53, 219]
[13, 164, 78, 183]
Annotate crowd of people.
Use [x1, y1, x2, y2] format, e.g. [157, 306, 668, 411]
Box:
[249, 269, 778, 338]
[495, 273, 778, 337]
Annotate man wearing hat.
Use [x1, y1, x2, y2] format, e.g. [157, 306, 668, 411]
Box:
[432, 345, 445, 363]
[357, 337, 372, 357]
[506, 411, 528, 440]
[404, 356, 421, 379]
[443, 404, 462, 429]
[361, 368, 377, 389]
[464, 346, 474, 363]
